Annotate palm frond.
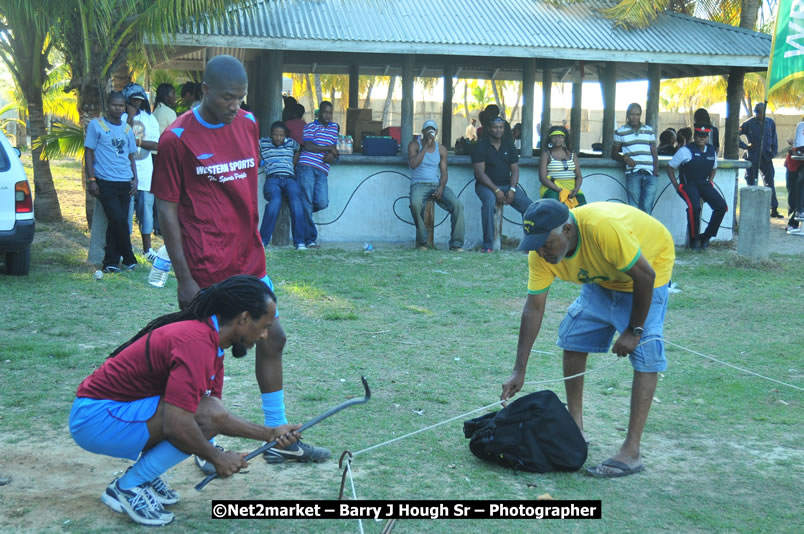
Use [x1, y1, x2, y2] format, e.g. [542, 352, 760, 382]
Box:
[32, 122, 85, 160]
[602, 0, 672, 29]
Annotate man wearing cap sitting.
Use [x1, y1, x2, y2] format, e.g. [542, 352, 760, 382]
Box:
[408, 120, 465, 251]
[472, 116, 533, 253]
[666, 123, 727, 251]
[500, 199, 675, 478]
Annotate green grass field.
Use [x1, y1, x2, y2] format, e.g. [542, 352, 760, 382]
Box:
[0, 156, 801, 533]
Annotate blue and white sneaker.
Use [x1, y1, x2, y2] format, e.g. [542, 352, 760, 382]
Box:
[148, 476, 180, 506]
[101, 478, 174, 526]
[263, 440, 330, 464]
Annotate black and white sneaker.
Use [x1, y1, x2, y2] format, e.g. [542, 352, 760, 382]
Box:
[194, 444, 225, 476]
[101, 478, 174, 527]
[149, 476, 180, 506]
[263, 440, 331, 464]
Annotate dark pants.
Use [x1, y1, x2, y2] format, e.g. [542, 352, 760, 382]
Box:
[786, 166, 804, 228]
[676, 180, 727, 243]
[260, 175, 305, 247]
[745, 155, 779, 210]
[474, 182, 532, 249]
[97, 179, 137, 267]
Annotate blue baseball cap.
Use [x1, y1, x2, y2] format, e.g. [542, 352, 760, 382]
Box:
[518, 199, 570, 252]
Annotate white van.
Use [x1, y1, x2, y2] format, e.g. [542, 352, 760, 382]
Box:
[0, 132, 34, 275]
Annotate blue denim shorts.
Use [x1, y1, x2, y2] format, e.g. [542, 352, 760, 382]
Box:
[69, 396, 159, 460]
[556, 283, 669, 372]
[135, 190, 155, 234]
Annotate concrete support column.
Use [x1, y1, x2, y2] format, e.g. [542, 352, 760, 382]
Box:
[646, 63, 661, 131]
[258, 50, 284, 137]
[540, 60, 553, 146]
[441, 65, 454, 149]
[737, 186, 771, 258]
[245, 60, 258, 109]
[521, 59, 536, 157]
[257, 50, 289, 245]
[601, 63, 617, 158]
[401, 55, 415, 147]
[570, 77, 582, 152]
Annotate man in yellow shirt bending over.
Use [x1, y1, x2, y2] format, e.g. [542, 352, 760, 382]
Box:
[501, 199, 675, 478]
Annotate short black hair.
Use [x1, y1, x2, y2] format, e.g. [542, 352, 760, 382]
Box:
[626, 103, 642, 114]
[108, 91, 126, 103]
[270, 121, 287, 134]
[320, 101, 333, 110]
[204, 55, 247, 89]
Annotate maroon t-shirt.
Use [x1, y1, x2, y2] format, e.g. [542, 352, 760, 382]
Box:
[152, 107, 266, 288]
[285, 118, 306, 146]
[76, 319, 224, 413]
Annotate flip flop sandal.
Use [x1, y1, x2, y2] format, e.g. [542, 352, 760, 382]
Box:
[585, 458, 644, 478]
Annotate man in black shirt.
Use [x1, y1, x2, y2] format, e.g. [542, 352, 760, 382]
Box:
[472, 117, 533, 252]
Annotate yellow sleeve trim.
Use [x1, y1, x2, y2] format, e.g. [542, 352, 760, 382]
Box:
[620, 249, 641, 272]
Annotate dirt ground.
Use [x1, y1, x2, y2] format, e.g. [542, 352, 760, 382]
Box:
[766, 215, 804, 255]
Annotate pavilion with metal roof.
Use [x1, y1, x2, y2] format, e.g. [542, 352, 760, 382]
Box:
[150, 0, 771, 156]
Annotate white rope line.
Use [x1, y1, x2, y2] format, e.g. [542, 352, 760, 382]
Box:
[352, 399, 504, 457]
[524, 356, 623, 385]
[665, 339, 804, 392]
[344, 459, 364, 534]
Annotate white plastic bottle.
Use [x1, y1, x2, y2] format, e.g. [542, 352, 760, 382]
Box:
[346, 136, 353, 154]
[148, 246, 171, 288]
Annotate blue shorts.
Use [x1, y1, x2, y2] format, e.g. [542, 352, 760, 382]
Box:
[135, 191, 155, 235]
[69, 396, 159, 461]
[261, 275, 279, 318]
[556, 283, 669, 372]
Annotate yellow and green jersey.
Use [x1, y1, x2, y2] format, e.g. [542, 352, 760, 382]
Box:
[527, 202, 675, 294]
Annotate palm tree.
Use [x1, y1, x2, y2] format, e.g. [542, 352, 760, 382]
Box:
[381, 75, 396, 127]
[0, 0, 63, 222]
[47, 0, 253, 224]
[555, 0, 769, 158]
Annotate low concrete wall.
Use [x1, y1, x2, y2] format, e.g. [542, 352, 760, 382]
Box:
[260, 155, 748, 248]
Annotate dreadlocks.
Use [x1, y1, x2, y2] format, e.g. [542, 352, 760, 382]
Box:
[109, 275, 275, 358]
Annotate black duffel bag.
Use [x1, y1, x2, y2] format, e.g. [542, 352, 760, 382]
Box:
[463, 390, 587, 473]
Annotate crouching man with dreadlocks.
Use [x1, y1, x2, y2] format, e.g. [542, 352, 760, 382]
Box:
[69, 275, 301, 527]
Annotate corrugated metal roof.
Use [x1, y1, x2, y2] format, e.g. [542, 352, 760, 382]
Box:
[174, 0, 769, 66]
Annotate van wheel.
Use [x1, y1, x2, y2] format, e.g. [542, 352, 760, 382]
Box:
[6, 246, 31, 275]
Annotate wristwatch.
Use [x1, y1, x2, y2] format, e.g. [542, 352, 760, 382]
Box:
[629, 326, 644, 337]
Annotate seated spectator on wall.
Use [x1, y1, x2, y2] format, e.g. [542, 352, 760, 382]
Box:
[657, 128, 677, 156]
[285, 103, 306, 146]
[258, 122, 305, 249]
[407, 120, 465, 251]
[539, 125, 586, 208]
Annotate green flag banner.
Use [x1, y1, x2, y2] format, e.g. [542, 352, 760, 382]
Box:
[767, 0, 804, 96]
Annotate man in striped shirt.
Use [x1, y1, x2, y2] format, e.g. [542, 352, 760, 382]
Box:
[258, 121, 305, 249]
[297, 101, 340, 248]
[612, 103, 659, 214]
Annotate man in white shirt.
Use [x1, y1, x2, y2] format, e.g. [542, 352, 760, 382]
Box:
[122, 83, 160, 260]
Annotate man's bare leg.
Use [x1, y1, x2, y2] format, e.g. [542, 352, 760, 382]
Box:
[563, 350, 588, 438]
[593, 370, 657, 475]
[254, 317, 330, 463]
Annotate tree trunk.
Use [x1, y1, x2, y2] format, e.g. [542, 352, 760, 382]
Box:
[463, 80, 470, 123]
[510, 82, 523, 123]
[725, 68, 746, 160]
[26, 90, 62, 222]
[382, 76, 396, 127]
[16, 107, 27, 149]
[363, 79, 374, 108]
[491, 79, 503, 117]
[314, 74, 323, 108]
[305, 73, 317, 110]
[78, 79, 105, 227]
[724, 0, 761, 160]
